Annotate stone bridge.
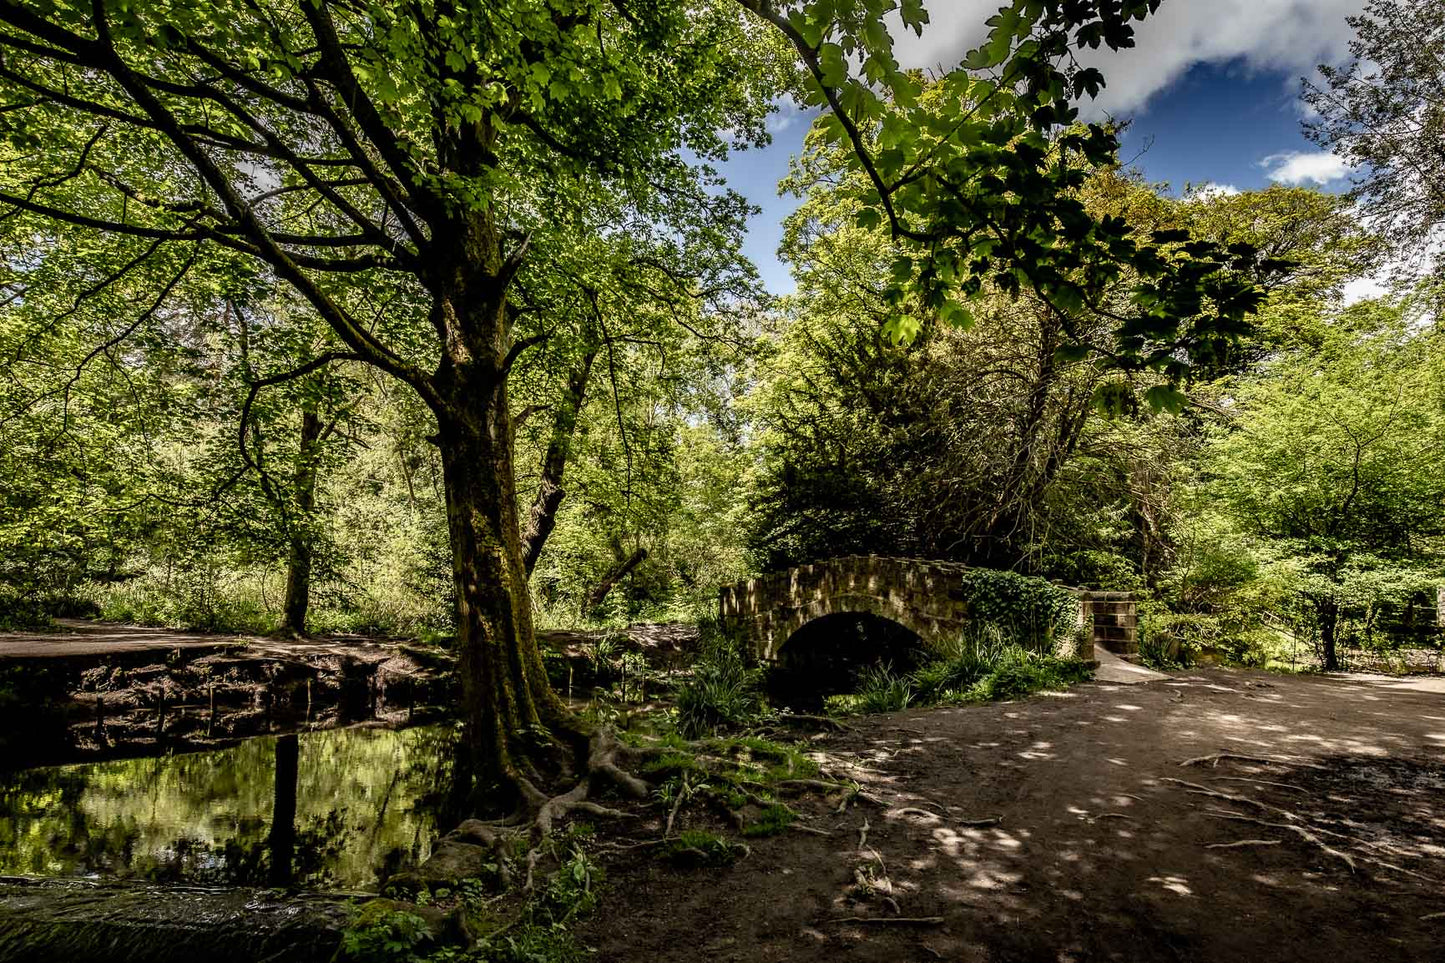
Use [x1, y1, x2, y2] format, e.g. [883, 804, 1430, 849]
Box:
[718, 556, 1135, 663]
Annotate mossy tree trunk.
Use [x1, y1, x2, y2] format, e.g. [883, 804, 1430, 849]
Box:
[426, 218, 586, 796]
[282, 409, 324, 636]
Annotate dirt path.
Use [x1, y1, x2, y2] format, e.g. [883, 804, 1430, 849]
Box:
[0, 619, 267, 659]
[583, 669, 1445, 963]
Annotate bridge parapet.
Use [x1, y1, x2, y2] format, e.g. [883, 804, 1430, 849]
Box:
[719, 556, 1136, 662]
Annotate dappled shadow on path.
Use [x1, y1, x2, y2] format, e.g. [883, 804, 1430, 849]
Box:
[583, 670, 1445, 963]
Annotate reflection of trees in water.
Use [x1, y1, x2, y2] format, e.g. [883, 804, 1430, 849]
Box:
[0, 724, 457, 890]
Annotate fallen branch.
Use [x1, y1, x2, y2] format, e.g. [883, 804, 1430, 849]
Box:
[1422, 912, 1445, 921]
[1205, 839, 1282, 850]
[664, 787, 687, 838]
[773, 714, 851, 731]
[890, 807, 941, 821]
[956, 817, 1003, 828]
[777, 778, 850, 794]
[826, 916, 944, 926]
[595, 838, 671, 852]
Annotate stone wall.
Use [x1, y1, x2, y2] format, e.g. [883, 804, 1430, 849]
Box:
[1077, 591, 1138, 655]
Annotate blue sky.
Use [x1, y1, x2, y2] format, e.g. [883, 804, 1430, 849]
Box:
[717, 1, 1365, 295]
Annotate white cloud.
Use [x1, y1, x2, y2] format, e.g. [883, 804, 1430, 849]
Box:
[1190, 183, 1242, 200]
[890, 1, 1364, 117]
[766, 99, 810, 136]
[1260, 149, 1351, 185]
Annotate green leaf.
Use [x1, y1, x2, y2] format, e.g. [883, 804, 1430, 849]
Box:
[1144, 384, 1188, 413]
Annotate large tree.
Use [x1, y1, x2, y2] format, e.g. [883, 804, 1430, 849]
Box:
[1204, 297, 1445, 670]
[0, 0, 1266, 799]
[1304, 0, 1445, 279]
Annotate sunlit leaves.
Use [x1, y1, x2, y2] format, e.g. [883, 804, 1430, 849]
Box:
[775, 0, 1246, 386]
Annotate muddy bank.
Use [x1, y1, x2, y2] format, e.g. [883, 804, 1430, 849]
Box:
[0, 631, 456, 767]
[0, 620, 699, 767]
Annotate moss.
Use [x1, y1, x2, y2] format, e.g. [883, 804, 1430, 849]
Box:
[640, 749, 706, 779]
[659, 830, 743, 867]
[741, 803, 797, 838]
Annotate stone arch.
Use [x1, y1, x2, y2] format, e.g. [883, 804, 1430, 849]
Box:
[767, 609, 928, 708]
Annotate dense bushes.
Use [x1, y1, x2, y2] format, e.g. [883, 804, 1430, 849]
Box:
[671, 622, 765, 738]
[955, 570, 1081, 652]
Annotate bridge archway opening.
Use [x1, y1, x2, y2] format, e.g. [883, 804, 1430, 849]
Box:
[766, 612, 927, 710]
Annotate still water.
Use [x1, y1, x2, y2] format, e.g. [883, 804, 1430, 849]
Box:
[0, 724, 456, 892]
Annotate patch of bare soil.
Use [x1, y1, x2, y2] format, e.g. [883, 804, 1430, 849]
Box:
[579, 669, 1445, 962]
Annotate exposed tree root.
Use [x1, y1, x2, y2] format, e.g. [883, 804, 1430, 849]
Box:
[890, 807, 942, 820]
[777, 778, 850, 794]
[1179, 752, 1326, 771]
[791, 823, 833, 836]
[956, 816, 1003, 828]
[1214, 776, 1306, 793]
[1205, 809, 1440, 882]
[446, 819, 520, 889]
[858, 817, 870, 850]
[1206, 811, 1358, 873]
[1160, 778, 1301, 820]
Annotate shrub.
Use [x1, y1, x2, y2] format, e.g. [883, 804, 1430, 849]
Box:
[340, 904, 433, 962]
[969, 651, 1091, 701]
[673, 622, 764, 738]
[851, 662, 913, 713]
[0, 590, 52, 630]
[913, 622, 1014, 699]
[955, 569, 1080, 655]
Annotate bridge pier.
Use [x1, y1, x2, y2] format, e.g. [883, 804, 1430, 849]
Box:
[1077, 591, 1138, 656]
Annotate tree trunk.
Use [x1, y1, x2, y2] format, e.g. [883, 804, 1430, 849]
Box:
[1320, 600, 1341, 671]
[586, 547, 648, 610]
[521, 347, 598, 577]
[438, 378, 580, 794]
[282, 409, 324, 636]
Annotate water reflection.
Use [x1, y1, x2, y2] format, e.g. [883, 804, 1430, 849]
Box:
[0, 724, 455, 892]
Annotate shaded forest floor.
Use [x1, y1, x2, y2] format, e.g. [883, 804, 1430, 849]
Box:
[582, 669, 1445, 963]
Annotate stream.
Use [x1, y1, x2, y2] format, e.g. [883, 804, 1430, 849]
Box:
[0, 723, 456, 893]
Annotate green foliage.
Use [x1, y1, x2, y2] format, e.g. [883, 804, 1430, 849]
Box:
[830, 618, 1093, 716]
[342, 905, 434, 963]
[672, 623, 766, 739]
[1304, 0, 1445, 277]
[1199, 294, 1445, 666]
[912, 623, 1015, 699]
[969, 652, 1092, 702]
[661, 830, 743, 867]
[846, 663, 914, 714]
[955, 571, 1079, 653]
[741, 803, 798, 838]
